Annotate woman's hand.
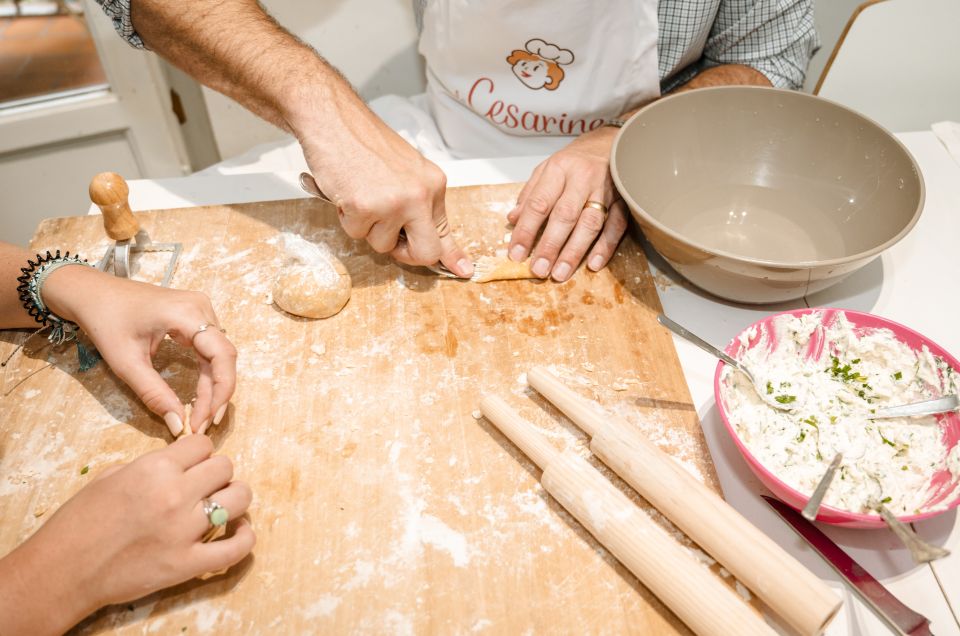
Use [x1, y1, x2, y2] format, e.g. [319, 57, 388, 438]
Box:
[0, 436, 255, 636]
[506, 126, 629, 281]
[42, 265, 237, 436]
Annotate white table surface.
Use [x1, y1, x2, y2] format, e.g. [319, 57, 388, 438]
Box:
[98, 133, 959, 635]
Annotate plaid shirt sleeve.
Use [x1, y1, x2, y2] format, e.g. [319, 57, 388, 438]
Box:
[701, 0, 819, 89]
[93, 0, 146, 49]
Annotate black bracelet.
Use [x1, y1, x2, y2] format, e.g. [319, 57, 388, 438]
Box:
[15, 250, 90, 344]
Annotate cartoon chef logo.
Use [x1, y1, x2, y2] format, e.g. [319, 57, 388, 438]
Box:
[506, 38, 574, 91]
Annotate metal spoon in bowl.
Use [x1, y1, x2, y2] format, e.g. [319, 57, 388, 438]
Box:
[870, 394, 960, 420]
[802, 452, 843, 520]
[873, 500, 951, 563]
[657, 314, 793, 411]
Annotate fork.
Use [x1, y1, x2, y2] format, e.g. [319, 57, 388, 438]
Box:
[873, 501, 951, 563]
[657, 314, 794, 411]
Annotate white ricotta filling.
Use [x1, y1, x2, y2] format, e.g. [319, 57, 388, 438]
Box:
[720, 311, 960, 515]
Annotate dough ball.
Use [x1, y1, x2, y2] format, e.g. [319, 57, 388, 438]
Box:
[273, 256, 351, 319]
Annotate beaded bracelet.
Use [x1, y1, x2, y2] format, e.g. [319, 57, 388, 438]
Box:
[15, 250, 92, 345]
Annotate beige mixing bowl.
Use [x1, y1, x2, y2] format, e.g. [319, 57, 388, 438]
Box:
[610, 87, 924, 304]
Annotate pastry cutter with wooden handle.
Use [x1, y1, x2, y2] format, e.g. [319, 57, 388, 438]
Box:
[89, 172, 182, 287]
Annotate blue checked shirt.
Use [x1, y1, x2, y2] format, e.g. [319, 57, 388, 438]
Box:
[97, 0, 818, 89]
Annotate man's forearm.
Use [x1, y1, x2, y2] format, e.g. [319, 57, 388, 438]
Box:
[130, 0, 359, 139]
[613, 63, 772, 123]
[673, 64, 771, 92]
[132, 0, 417, 190]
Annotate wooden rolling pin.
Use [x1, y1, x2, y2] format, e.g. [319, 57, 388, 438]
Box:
[480, 395, 775, 636]
[526, 367, 841, 636]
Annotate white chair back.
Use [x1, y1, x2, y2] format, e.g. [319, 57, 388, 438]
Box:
[815, 0, 960, 132]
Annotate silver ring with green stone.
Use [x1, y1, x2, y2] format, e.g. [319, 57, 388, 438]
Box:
[201, 498, 229, 542]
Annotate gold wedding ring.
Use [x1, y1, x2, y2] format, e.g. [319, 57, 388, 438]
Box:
[582, 200, 609, 220]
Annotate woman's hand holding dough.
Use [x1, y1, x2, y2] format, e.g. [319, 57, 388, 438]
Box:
[0, 437, 255, 636]
[40, 265, 237, 436]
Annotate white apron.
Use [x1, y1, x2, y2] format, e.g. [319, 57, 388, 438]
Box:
[417, 0, 661, 158]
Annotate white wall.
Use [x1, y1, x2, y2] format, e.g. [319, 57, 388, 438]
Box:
[203, 0, 424, 160]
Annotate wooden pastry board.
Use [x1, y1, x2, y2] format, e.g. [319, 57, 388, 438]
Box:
[0, 184, 745, 634]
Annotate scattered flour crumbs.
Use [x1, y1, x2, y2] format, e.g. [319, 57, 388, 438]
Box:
[528, 365, 745, 595]
[302, 595, 342, 620]
[484, 200, 515, 215]
[543, 364, 707, 483]
[299, 359, 741, 621]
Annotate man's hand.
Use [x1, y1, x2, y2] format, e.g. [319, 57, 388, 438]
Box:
[129, 0, 472, 278]
[291, 86, 473, 277]
[506, 64, 772, 281]
[507, 125, 628, 281]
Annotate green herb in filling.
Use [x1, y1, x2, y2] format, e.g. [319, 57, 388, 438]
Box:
[878, 430, 897, 448]
[828, 355, 868, 383]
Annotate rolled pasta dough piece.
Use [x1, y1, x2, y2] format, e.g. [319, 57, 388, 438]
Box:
[273, 233, 352, 319]
[471, 256, 536, 283]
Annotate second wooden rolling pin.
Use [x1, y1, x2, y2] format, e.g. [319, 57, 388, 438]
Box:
[526, 366, 841, 636]
[480, 395, 776, 636]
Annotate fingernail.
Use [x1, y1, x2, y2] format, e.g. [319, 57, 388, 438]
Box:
[532, 258, 550, 278]
[214, 403, 228, 426]
[589, 255, 605, 271]
[198, 418, 211, 435]
[509, 245, 527, 262]
[163, 412, 183, 437]
[553, 262, 572, 281]
[457, 258, 474, 277]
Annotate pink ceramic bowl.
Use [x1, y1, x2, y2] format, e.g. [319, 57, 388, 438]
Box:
[713, 308, 960, 528]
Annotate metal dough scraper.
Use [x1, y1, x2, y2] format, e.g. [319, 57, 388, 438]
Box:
[89, 172, 181, 287]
